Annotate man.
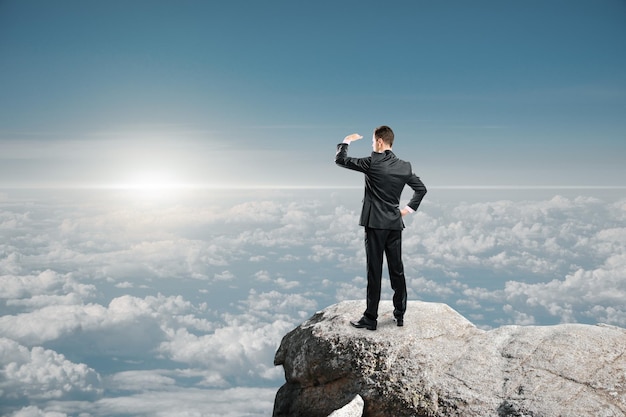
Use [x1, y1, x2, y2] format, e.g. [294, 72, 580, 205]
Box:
[335, 125, 427, 330]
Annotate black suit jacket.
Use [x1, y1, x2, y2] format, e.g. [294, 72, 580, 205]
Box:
[335, 143, 427, 230]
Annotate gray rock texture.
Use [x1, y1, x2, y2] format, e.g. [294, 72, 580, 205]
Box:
[273, 300, 626, 417]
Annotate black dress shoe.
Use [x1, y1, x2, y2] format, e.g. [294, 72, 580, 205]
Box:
[395, 316, 404, 327]
[350, 316, 377, 331]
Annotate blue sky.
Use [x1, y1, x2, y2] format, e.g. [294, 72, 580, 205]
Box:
[1, 0, 625, 188]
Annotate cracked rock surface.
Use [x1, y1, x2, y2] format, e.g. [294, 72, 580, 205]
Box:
[273, 300, 626, 417]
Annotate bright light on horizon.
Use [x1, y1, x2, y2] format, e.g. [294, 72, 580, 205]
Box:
[1, 184, 625, 190]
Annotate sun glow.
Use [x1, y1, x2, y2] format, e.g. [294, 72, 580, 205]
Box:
[109, 171, 199, 200]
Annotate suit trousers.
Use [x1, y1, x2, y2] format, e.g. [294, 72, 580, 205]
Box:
[363, 227, 407, 321]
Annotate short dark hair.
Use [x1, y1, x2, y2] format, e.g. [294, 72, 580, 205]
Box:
[374, 125, 394, 146]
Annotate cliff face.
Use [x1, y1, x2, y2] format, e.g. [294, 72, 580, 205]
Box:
[273, 300, 626, 417]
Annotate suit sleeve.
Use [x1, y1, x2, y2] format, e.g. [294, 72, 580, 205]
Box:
[406, 167, 427, 212]
[335, 143, 370, 173]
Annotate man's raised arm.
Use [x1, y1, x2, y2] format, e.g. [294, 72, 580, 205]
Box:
[335, 133, 369, 173]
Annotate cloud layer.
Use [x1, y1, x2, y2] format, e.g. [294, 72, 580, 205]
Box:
[1, 188, 624, 415]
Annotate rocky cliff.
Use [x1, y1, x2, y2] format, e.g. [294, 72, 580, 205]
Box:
[273, 300, 626, 417]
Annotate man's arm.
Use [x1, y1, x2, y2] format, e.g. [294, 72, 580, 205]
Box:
[335, 133, 370, 173]
[403, 171, 427, 216]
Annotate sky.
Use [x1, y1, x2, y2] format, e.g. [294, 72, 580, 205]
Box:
[1, 1, 626, 417]
[1, 0, 625, 189]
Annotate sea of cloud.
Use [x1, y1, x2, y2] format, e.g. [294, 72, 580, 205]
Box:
[1, 187, 625, 416]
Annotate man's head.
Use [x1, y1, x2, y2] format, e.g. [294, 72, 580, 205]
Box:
[372, 125, 394, 152]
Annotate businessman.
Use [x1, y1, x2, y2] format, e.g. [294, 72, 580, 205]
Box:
[335, 125, 427, 330]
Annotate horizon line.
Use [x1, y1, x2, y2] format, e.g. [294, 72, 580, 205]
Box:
[1, 184, 626, 191]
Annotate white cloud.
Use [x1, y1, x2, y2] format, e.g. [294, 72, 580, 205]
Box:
[0, 270, 96, 301]
[159, 321, 290, 385]
[106, 370, 177, 392]
[159, 290, 315, 384]
[226, 200, 284, 224]
[308, 244, 339, 263]
[0, 303, 109, 345]
[274, 277, 299, 289]
[500, 253, 626, 325]
[7, 406, 68, 417]
[408, 276, 455, 298]
[242, 290, 316, 320]
[0, 338, 102, 401]
[214, 270, 235, 281]
[254, 270, 271, 282]
[29, 387, 277, 417]
[253, 270, 300, 289]
[0, 294, 207, 353]
[6, 293, 85, 309]
[404, 196, 614, 276]
[409, 196, 626, 325]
